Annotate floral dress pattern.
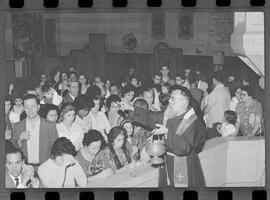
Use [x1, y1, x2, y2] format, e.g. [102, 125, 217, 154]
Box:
[236, 99, 263, 136]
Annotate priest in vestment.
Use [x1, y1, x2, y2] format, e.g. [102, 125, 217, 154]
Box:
[120, 86, 206, 187]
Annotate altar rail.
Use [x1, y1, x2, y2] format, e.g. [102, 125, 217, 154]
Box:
[198, 136, 265, 187]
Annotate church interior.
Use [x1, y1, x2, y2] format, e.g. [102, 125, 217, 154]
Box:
[3, 11, 265, 187]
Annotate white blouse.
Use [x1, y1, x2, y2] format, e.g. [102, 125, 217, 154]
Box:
[56, 121, 84, 151]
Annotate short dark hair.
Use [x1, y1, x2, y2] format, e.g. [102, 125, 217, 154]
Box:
[188, 72, 199, 84]
[60, 102, 76, 116]
[5, 140, 24, 161]
[152, 72, 162, 78]
[22, 93, 40, 105]
[86, 85, 101, 100]
[122, 85, 136, 96]
[39, 104, 60, 119]
[174, 73, 185, 80]
[106, 95, 121, 109]
[212, 72, 224, 83]
[82, 130, 106, 150]
[68, 71, 78, 79]
[74, 95, 90, 112]
[241, 85, 255, 98]
[224, 110, 237, 125]
[133, 98, 149, 110]
[51, 137, 77, 159]
[41, 81, 57, 93]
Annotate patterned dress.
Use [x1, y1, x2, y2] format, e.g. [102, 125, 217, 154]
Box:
[236, 99, 263, 136]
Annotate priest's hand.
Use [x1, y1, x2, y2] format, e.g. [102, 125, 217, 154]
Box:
[152, 124, 168, 135]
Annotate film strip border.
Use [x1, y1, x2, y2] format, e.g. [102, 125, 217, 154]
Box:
[4, 0, 269, 8]
[1, 0, 269, 200]
[6, 189, 268, 200]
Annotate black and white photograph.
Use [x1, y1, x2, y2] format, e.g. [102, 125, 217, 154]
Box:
[4, 11, 265, 188]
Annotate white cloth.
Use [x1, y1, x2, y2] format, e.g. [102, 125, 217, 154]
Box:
[26, 117, 40, 164]
[183, 80, 190, 89]
[198, 80, 208, 94]
[83, 111, 111, 141]
[220, 123, 237, 137]
[56, 121, 84, 151]
[52, 92, 63, 106]
[38, 158, 87, 188]
[229, 96, 239, 112]
[74, 115, 89, 133]
[9, 111, 20, 124]
[204, 84, 231, 128]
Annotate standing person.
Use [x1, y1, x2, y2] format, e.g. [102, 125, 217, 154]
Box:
[56, 102, 85, 151]
[74, 95, 92, 133]
[50, 67, 61, 94]
[11, 94, 58, 167]
[235, 86, 263, 136]
[229, 85, 242, 111]
[62, 80, 80, 104]
[120, 86, 206, 187]
[84, 97, 111, 142]
[160, 66, 171, 84]
[196, 71, 208, 96]
[174, 73, 185, 87]
[39, 104, 60, 123]
[38, 137, 87, 188]
[183, 68, 191, 89]
[9, 91, 24, 125]
[152, 72, 162, 86]
[40, 81, 63, 106]
[121, 85, 136, 105]
[5, 141, 39, 188]
[5, 96, 12, 140]
[188, 72, 204, 105]
[59, 72, 69, 96]
[203, 73, 231, 129]
[106, 95, 124, 127]
[79, 74, 91, 95]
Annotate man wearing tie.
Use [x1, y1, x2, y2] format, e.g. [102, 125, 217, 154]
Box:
[5, 141, 39, 188]
[11, 94, 58, 169]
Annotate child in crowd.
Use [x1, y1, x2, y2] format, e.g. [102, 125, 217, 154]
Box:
[217, 110, 238, 137]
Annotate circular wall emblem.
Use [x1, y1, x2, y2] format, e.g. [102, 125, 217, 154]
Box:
[122, 33, 137, 50]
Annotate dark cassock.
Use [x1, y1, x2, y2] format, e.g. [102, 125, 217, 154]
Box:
[130, 106, 206, 187]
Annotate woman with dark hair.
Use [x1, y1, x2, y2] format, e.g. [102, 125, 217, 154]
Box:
[76, 130, 113, 180]
[104, 126, 133, 171]
[235, 86, 263, 136]
[39, 103, 59, 123]
[38, 137, 87, 188]
[79, 74, 91, 95]
[50, 67, 61, 95]
[84, 93, 111, 142]
[59, 71, 69, 96]
[105, 95, 124, 127]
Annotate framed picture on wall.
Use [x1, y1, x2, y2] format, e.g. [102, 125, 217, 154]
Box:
[151, 12, 165, 40]
[178, 13, 193, 40]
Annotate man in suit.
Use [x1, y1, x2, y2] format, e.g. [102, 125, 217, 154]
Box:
[12, 94, 58, 169]
[5, 140, 39, 188]
[62, 80, 79, 104]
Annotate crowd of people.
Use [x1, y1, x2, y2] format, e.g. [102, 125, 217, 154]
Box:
[4, 65, 264, 188]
